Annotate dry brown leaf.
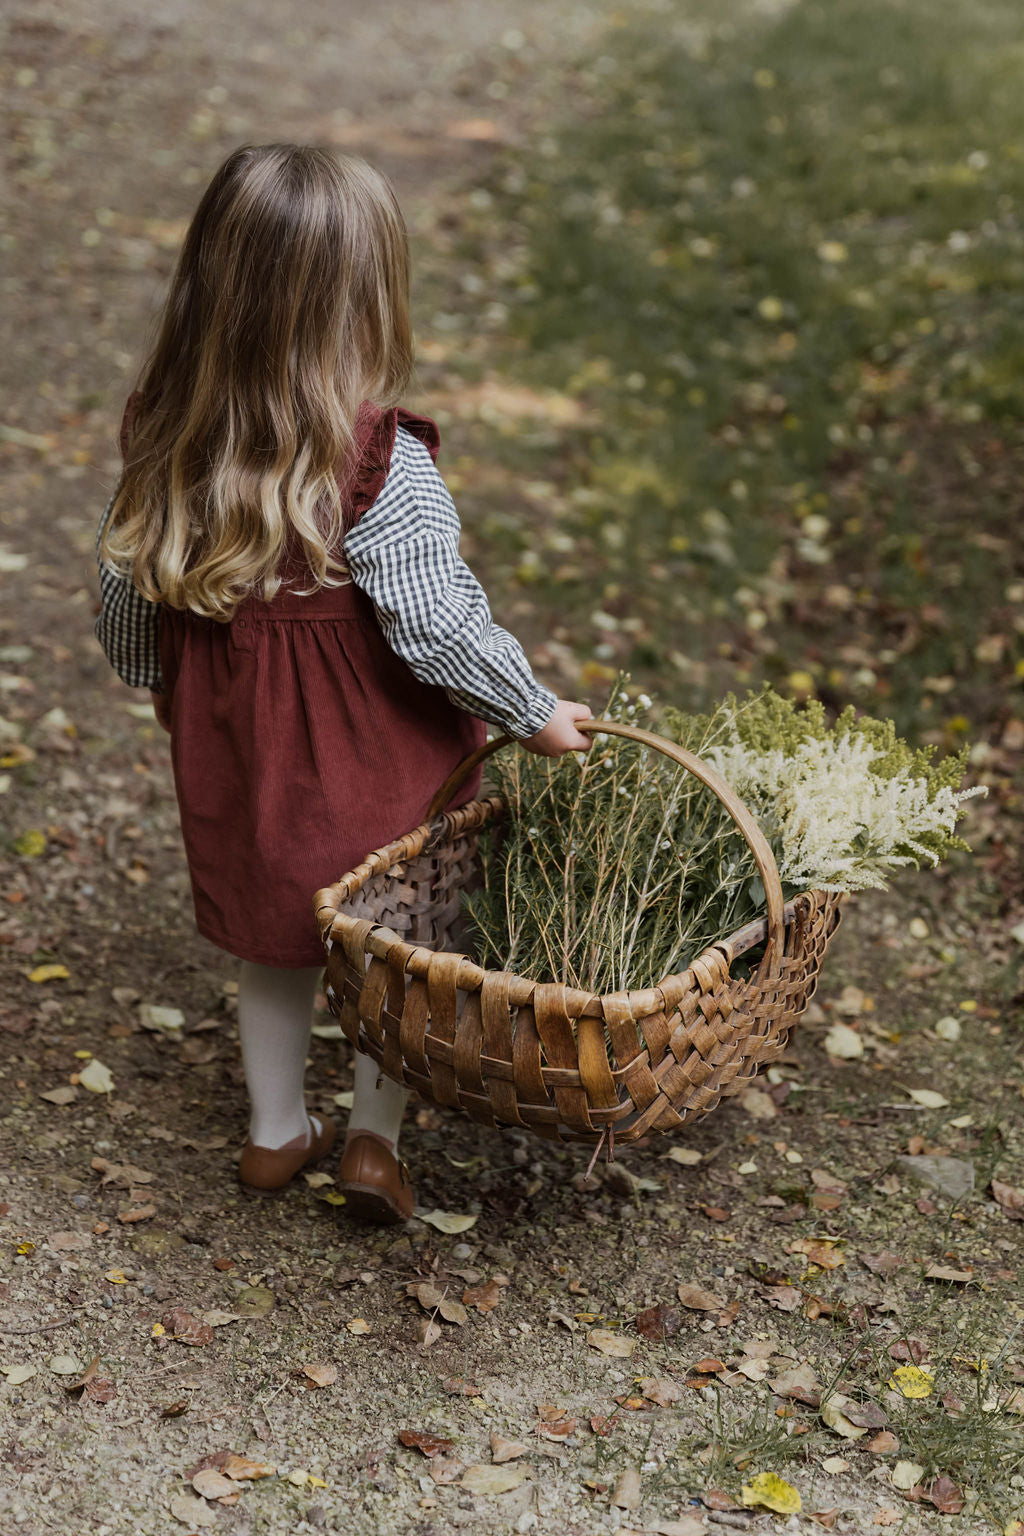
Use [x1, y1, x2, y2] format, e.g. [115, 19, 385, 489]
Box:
[429, 1457, 465, 1484]
[769, 1362, 821, 1406]
[462, 1280, 502, 1312]
[923, 1264, 973, 1284]
[162, 1308, 214, 1347]
[117, 1203, 157, 1224]
[490, 1431, 529, 1463]
[417, 1317, 442, 1349]
[219, 1454, 276, 1480]
[822, 1393, 870, 1439]
[763, 1283, 803, 1312]
[991, 1179, 1024, 1219]
[640, 1376, 683, 1407]
[40, 1086, 78, 1105]
[300, 1362, 338, 1388]
[399, 1428, 455, 1458]
[925, 1475, 965, 1514]
[91, 1156, 154, 1187]
[677, 1282, 724, 1312]
[588, 1328, 636, 1358]
[443, 1376, 483, 1397]
[861, 1250, 903, 1276]
[460, 1464, 527, 1494]
[169, 1491, 216, 1528]
[634, 1303, 681, 1340]
[866, 1431, 900, 1455]
[611, 1468, 642, 1510]
[788, 1238, 845, 1269]
[192, 1468, 235, 1499]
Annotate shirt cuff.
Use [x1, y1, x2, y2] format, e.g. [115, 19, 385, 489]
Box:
[477, 683, 558, 740]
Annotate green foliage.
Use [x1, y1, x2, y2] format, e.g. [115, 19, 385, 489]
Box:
[466, 0, 1024, 736]
[463, 681, 978, 993]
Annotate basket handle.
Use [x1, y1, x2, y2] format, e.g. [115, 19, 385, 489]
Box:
[426, 719, 786, 960]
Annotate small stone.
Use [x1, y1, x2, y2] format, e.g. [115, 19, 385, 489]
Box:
[893, 1156, 974, 1202]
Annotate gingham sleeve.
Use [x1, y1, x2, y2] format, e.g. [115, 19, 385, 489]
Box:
[343, 429, 557, 738]
[95, 493, 164, 691]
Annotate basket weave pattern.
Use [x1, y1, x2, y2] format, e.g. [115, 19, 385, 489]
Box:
[315, 773, 844, 1146]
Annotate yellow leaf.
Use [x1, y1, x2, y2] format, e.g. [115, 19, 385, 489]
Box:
[740, 1471, 802, 1514]
[78, 1058, 115, 1095]
[73, 1050, 92, 1060]
[317, 1189, 347, 1205]
[417, 1210, 478, 1234]
[151, 1322, 166, 1336]
[307, 1475, 328, 1489]
[14, 828, 46, 857]
[15, 1240, 35, 1256]
[105, 1269, 128, 1284]
[889, 1365, 935, 1399]
[28, 963, 69, 984]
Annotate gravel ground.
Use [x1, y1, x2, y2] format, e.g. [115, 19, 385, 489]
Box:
[2, 4, 1023, 1535]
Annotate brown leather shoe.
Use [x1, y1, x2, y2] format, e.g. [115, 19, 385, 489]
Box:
[337, 1130, 414, 1224]
[238, 1114, 336, 1193]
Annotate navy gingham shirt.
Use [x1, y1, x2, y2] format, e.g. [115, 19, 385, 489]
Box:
[95, 426, 557, 739]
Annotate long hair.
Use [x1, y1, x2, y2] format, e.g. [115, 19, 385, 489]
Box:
[102, 144, 413, 618]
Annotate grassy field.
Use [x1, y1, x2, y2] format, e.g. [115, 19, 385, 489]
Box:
[421, 0, 1024, 744]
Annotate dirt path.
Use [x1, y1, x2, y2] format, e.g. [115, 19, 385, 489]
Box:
[2, 4, 1023, 1535]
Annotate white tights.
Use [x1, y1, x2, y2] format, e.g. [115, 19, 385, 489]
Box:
[237, 961, 408, 1151]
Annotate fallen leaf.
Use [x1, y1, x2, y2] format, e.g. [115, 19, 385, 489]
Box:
[821, 1457, 849, 1474]
[490, 1431, 528, 1463]
[739, 1088, 777, 1119]
[201, 1310, 242, 1328]
[48, 1231, 91, 1252]
[301, 1363, 338, 1388]
[763, 1283, 803, 1312]
[677, 1282, 724, 1311]
[634, 1303, 681, 1340]
[443, 1377, 483, 1397]
[866, 1431, 900, 1455]
[463, 1280, 502, 1312]
[2, 1363, 37, 1385]
[417, 1209, 478, 1234]
[769, 1362, 821, 1406]
[641, 1376, 683, 1407]
[429, 1457, 465, 1484]
[117, 1203, 157, 1224]
[39, 1086, 77, 1105]
[399, 1428, 456, 1458]
[664, 1147, 702, 1165]
[821, 1393, 870, 1440]
[28, 963, 69, 984]
[78, 1059, 114, 1095]
[192, 1468, 235, 1499]
[824, 1023, 864, 1059]
[169, 1491, 216, 1528]
[460, 1464, 527, 1494]
[162, 1308, 215, 1347]
[926, 1475, 965, 1514]
[809, 1511, 840, 1531]
[891, 1460, 925, 1491]
[139, 1003, 185, 1035]
[47, 1354, 84, 1376]
[906, 1088, 949, 1109]
[740, 1471, 802, 1514]
[588, 1328, 636, 1358]
[889, 1366, 935, 1399]
[611, 1467, 642, 1510]
[303, 1171, 335, 1189]
[788, 1238, 844, 1269]
[991, 1179, 1024, 1219]
[872, 1510, 901, 1526]
[924, 1264, 972, 1284]
[346, 1317, 370, 1335]
[861, 1250, 903, 1276]
[219, 1454, 276, 1480]
[91, 1157, 154, 1187]
[417, 1317, 441, 1348]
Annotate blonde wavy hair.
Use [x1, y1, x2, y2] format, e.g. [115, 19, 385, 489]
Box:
[103, 144, 413, 618]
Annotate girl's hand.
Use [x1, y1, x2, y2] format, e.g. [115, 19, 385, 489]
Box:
[151, 690, 172, 733]
[521, 700, 593, 756]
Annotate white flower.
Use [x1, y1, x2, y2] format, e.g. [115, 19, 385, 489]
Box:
[637, 693, 652, 709]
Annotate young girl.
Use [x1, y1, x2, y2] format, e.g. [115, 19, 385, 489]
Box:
[96, 144, 591, 1223]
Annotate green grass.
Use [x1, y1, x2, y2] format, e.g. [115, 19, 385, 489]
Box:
[440, 0, 1024, 739]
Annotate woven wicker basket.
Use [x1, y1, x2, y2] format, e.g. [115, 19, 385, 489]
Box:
[314, 721, 844, 1147]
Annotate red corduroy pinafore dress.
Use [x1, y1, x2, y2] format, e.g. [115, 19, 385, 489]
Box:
[154, 404, 487, 966]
